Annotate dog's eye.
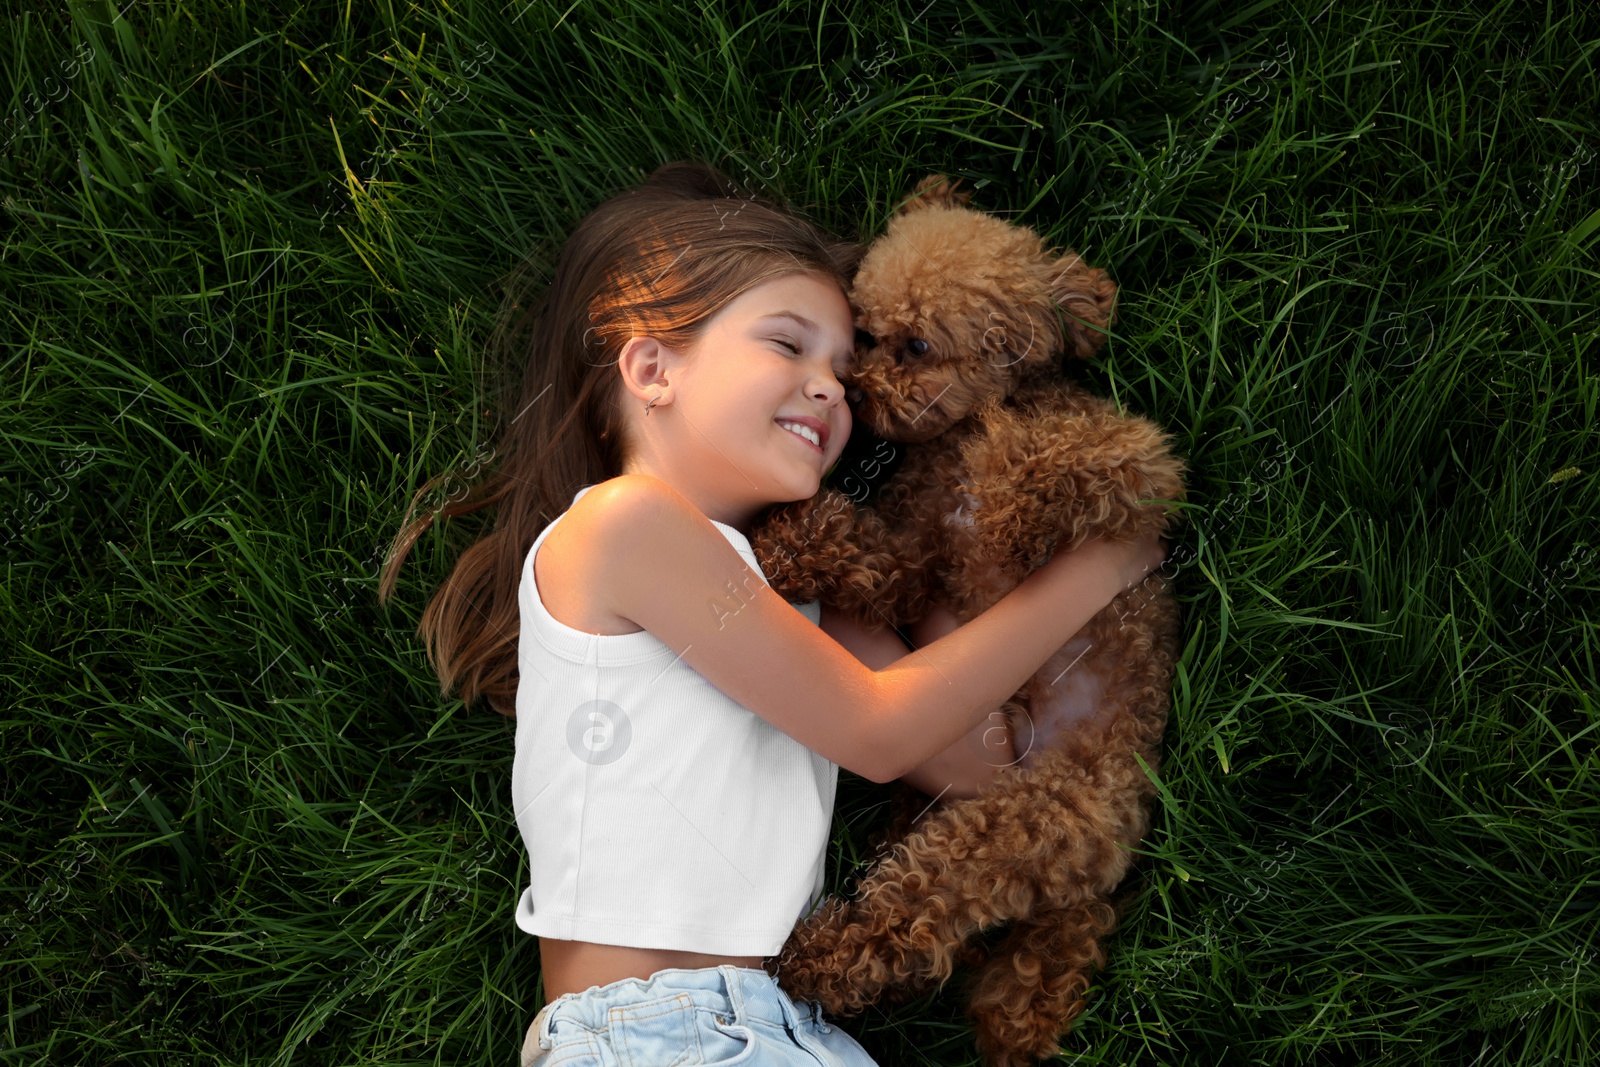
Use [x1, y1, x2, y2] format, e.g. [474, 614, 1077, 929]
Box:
[904, 337, 930, 358]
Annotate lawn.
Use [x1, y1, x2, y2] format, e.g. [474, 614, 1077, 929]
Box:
[2, 0, 1595, 1064]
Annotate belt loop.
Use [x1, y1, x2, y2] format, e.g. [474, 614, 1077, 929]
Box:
[535, 998, 561, 1050]
[767, 969, 803, 1033]
[719, 964, 746, 1023]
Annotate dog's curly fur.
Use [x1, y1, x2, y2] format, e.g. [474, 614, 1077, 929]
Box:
[748, 176, 1187, 1066]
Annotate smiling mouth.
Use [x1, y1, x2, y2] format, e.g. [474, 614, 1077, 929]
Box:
[776, 421, 824, 454]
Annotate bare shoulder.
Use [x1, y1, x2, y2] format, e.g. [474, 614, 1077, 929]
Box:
[546, 475, 715, 633]
[578, 473, 695, 528]
[571, 475, 708, 562]
[536, 476, 686, 637]
[584, 479, 891, 781]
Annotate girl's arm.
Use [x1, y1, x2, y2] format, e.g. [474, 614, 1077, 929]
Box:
[820, 604, 1014, 799]
[902, 601, 1017, 796]
[591, 475, 1163, 784]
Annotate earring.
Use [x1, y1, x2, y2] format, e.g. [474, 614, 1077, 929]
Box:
[644, 390, 662, 415]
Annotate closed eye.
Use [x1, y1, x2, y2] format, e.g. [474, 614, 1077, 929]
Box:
[774, 337, 852, 378]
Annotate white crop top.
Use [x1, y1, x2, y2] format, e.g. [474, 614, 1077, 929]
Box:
[511, 483, 838, 956]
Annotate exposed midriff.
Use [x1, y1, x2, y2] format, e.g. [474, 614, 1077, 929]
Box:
[538, 936, 767, 1001]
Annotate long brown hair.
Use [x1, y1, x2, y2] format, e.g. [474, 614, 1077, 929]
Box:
[377, 161, 864, 717]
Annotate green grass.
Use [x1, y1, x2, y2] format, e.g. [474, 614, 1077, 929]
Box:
[2, 0, 1596, 1063]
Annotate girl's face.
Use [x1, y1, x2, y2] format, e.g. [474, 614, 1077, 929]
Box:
[619, 272, 856, 530]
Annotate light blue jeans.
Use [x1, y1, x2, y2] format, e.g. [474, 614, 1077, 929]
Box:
[520, 964, 881, 1066]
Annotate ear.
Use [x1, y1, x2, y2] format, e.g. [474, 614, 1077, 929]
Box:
[1048, 248, 1118, 360]
[980, 305, 1051, 374]
[895, 174, 974, 215]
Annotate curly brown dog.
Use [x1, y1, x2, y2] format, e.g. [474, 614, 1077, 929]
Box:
[749, 175, 1187, 1067]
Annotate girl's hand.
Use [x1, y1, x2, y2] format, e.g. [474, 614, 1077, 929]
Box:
[1045, 530, 1169, 599]
[1117, 528, 1170, 590]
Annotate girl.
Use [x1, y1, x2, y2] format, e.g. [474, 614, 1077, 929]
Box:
[378, 161, 1166, 1067]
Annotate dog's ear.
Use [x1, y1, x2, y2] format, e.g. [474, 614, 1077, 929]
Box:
[980, 304, 1052, 375]
[896, 174, 973, 215]
[1048, 248, 1118, 360]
